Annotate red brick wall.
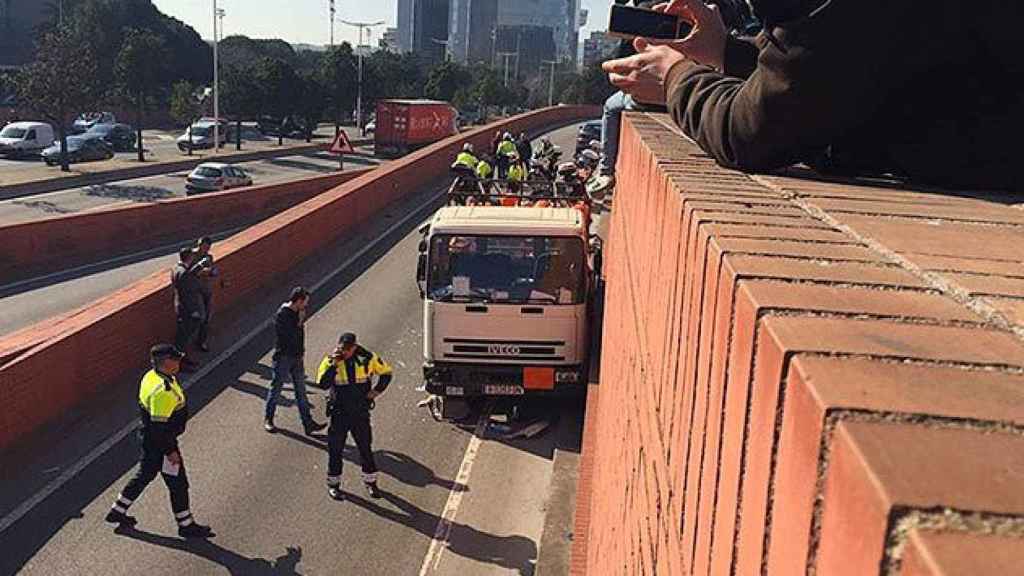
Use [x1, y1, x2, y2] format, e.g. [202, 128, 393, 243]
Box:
[573, 114, 1024, 575]
[0, 105, 598, 456]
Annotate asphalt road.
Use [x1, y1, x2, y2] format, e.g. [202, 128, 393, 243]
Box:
[0, 121, 592, 576]
[0, 148, 381, 337]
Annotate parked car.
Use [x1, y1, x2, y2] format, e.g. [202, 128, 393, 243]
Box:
[575, 120, 602, 154]
[185, 162, 253, 195]
[257, 115, 311, 138]
[0, 121, 55, 157]
[41, 134, 114, 165]
[177, 120, 228, 152]
[72, 111, 116, 134]
[86, 123, 136, 151]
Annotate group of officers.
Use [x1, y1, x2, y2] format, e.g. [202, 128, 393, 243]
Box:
[104, 284, 394, 537]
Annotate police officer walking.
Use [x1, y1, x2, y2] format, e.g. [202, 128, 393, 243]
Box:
[105, 344, 213, 538]
[316, 333, 393, 501]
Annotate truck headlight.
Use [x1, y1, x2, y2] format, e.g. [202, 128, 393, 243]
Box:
[555, 370, 580, 383]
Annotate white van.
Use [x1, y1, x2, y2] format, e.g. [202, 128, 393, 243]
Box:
[0, 122, 55, 157]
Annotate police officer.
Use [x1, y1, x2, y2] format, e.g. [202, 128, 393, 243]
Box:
[105, 344, 213, 538]
[453, 142, 478, 170]
[316, 333, 393, 501]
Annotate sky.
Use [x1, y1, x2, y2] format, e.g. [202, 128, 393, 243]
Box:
[152, 0, 616, 47]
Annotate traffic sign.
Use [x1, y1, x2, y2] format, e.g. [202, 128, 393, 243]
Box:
[328, 130, 355, 155]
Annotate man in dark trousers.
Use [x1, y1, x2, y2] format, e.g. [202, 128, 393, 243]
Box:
[171, 248, 204, 370]
[105, 344, 213, 538]
[193, 237, 219, 353]
[264, 287, 326, 435]
[316, 332, 393, 501]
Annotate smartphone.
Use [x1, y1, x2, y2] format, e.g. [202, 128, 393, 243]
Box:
[608, 4, 693, 40]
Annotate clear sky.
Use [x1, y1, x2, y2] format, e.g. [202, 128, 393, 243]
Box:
[152, 0, 616, 47]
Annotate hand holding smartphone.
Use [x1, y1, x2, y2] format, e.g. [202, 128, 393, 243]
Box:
[608, 4, 694, 41]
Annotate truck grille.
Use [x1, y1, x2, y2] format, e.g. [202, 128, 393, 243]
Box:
[442, 338, 565, 361]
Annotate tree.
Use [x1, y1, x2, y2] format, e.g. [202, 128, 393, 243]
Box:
[220, 65, 261, 150]
[169, 80, 204, 156]
[319, 43, 358, 132]
[560, 64, 616, 106]
[17, 26, 101, 172]
[295, 70, 327, 143]
[116, 27, 169, 161]
[252, 57, 300, 146]
[424, 61, 473, 103]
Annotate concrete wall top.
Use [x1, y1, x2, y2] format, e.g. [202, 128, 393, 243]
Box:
[575, 112, 1024, 576]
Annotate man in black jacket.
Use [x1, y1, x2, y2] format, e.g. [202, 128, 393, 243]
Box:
[264, 286, 326, 435]
[171, 248, 204, 370]
[603, 0, 1024, 190]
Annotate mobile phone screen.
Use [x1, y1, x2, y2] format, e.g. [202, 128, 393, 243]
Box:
[608, 5, 689, 40]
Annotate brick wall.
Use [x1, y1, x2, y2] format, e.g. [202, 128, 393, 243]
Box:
[0, 105, 598, 456]
[573, 113, 1024, 575]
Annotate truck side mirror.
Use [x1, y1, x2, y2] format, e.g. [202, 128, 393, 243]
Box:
[416, 253, 427, 297]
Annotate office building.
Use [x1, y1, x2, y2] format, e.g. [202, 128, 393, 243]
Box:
[396, 0, 450, 63]
[582, 30, 619, 68]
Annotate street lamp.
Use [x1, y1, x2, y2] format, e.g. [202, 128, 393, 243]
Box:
[339, 19, 384, 133]
[212, 0, 221, 154]
[542, 59, 560, 107]
[329, 0, 336, 48]
[430, 38, 451, 62]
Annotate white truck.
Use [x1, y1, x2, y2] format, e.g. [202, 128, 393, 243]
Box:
[416, 205, 602, 420]
[0, 122, 55, 158]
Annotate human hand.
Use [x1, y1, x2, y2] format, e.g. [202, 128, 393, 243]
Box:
[651, 0, 729, 72]
[603, 40, 689, 105]
[167, 451, 183, 466]
[366, 390, 380, 401]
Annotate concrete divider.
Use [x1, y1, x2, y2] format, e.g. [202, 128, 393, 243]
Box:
[572, 113, 1024, 575]
[0, 105, 598, 457]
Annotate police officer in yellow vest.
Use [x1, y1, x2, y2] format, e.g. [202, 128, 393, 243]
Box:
[453, 142, 479, 171]
[105, 344, 213, 538]
[316, 333, 393, 500]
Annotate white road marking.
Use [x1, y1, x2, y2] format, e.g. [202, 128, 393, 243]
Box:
[0, 188, 445, 535]
[418, 409, 490, 576]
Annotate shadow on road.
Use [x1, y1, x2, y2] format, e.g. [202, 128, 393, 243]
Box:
[114, 526, 303, 576]
[345, 490, 537, 576]
[83, 183, 176, 202]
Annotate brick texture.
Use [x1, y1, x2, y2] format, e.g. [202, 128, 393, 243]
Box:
[573, 113, 1024, 575]
[0, 105, 599, 455]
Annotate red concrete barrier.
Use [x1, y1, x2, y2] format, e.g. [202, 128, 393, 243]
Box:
[573, 113, 1024, 575]
[0, 105, 598, 457]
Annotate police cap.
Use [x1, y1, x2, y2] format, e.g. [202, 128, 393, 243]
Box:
[151, 344, 185, 362]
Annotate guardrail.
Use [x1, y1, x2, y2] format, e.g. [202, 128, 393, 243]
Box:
[0, 105, 599, 456]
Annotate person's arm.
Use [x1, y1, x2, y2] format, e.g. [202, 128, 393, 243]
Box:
[274, 309, 298, 356]
[369, 353, 393, 394]
[665, 1, 923, 172]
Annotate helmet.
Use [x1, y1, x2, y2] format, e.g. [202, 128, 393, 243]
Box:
[463, 142, 474, 153]
[557, 161, 577, 177]
[578, 149, 600, 167]
[589, 139, 602, 151]
[503, 132, 513, 140]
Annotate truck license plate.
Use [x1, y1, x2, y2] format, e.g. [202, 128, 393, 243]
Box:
[483, 384, 525, 396]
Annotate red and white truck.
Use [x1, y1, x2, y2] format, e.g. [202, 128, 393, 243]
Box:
[374, 99, 458, 157]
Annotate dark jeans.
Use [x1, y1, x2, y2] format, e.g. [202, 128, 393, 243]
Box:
[264, 354, 314, 425]
[175, 313, 201, 353]
[120, 447, 190, 516]
[326, 409, 377, 486]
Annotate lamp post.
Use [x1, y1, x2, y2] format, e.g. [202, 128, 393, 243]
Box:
[542, 59, 559, 107]
[430, 38, 451, 62]
[212, 0, 220, 154]
[340, 19, 384, 133]
[329, 0, 336, 48]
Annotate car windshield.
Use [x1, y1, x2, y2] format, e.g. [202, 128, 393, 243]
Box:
[194, 166, 222, 178]
[191, 126, 210, 136]
[1, 127, 27, 138]
[427, 234, 586, 304]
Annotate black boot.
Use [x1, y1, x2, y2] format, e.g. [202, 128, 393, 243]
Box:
[365, 481, 382, 499]
[104, 509, 137, 526]
[179, 522, 214, 538]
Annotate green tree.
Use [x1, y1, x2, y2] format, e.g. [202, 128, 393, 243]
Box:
[295, 70, 327, 143]
[424, 61, 473, 102]
[253, 57, 299, 146]
[17, 27, 101, 172]
[560, 64, 615, 106]
[319, 43, 358, 133]
[220, 65, 262, 150]
[169, 80, 204, 156]
[116, 27, 169, 161]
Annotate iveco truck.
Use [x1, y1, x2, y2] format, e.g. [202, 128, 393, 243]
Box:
[416, 205, 602, 419]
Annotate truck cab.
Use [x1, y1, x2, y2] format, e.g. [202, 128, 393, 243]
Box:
[417, 205, 601, 419]
[0, 122, 55, 158]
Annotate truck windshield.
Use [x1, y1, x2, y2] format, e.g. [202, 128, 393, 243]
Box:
[428, 234, 586, 304]
[0, 127, 27, 139]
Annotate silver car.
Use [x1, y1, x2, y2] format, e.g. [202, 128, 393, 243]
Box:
[185, 162, 253, 195]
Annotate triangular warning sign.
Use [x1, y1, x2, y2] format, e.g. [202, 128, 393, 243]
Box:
[329, 130, 355, 155]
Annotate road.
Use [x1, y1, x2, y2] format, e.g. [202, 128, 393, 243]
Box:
[0, 122, 591, 576]
[0, 148, 381, 336]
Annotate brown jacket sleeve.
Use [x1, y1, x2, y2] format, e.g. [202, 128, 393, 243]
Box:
[665, 0, 932, 172]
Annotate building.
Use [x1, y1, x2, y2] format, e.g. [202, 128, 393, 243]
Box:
[396, 0, 450, 63]
[448, 0, 498, 65]
[582, 30, 619, 68]
[380, 27, 399, 53]
[0, 0, 50, 68]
